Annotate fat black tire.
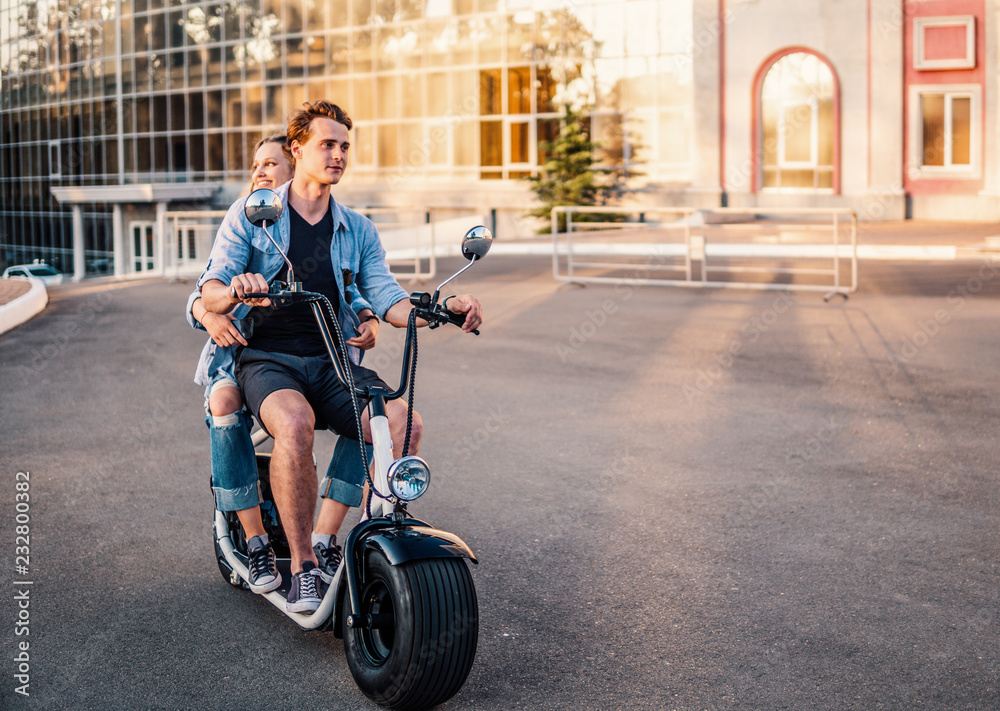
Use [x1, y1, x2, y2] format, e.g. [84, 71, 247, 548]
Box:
[344, 551, 478, 710]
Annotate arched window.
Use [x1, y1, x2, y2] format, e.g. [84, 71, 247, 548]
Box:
[755, 50, 839, 193]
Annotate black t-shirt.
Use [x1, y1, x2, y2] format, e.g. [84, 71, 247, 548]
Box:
[248, 203, 341, 356]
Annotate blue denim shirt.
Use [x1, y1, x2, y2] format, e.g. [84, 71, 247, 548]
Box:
[190, 181, 408, 387]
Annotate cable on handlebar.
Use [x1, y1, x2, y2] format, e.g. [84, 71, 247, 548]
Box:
[401, 308, 419, 458]
[312, 294, 392, 520]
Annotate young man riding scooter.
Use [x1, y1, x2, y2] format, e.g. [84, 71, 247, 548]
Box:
[197, 100, 483, 613]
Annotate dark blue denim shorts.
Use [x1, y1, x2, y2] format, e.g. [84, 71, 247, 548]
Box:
[236, 347, 387, 438]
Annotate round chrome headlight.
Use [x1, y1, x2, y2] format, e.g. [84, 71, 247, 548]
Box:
[386, 456, 431, 501]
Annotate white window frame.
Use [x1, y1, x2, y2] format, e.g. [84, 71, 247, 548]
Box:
[48, 140, 61, 178]
[908, 84, 981, 179]
[914, 16, 976, 71]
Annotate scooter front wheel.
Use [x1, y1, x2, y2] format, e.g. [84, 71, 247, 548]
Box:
[344, 550, 478, 710]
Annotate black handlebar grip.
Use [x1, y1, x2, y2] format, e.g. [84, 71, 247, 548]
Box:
[231, 286, 271, 301]
[444, 306, 480, 335]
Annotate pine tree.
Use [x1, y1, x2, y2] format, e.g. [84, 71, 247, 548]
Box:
[526, 105, 628, 233]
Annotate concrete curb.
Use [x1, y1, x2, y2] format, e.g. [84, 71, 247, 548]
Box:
[0, 278, 48, 337]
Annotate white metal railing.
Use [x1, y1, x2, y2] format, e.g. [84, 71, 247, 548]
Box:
[159, 206, 460, 282]
[552, 206, 858, 299]
[162, 211, 226, 279]
[354, 207, 437, 280]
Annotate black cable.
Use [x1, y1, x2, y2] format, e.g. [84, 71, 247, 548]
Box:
[401, 308, 419, 457]
[314, 295, 387, 520]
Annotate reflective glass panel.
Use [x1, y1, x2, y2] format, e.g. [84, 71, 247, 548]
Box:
[480, 119, 501, 166]
[454, 120, 476, 166]
[402, 73, 423, 117]
[377, 123, 398, 167]
[353, 77, 374, 120]
[427, 72, 447, 116]
[507, 66, 530, 114]
[400, 122, 425, 167]
[207, 132, 224, 171]
[377, 75, 398, 119]
[480, 68, 501, 115]
[781, 102, 813, 163]
[353, 29, 373, 73]
[951, 96, 971, 165]
[329, 32, 351, 74]
[509, 120, 529, 164]
[921, 94, 945, 167]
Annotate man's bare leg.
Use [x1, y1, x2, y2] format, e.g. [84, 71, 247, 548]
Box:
[314, 399, 424, 538]
[259, 388, 319, 574]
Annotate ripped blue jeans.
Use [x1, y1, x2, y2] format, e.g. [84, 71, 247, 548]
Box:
[208, 407, 261, 512]
[207, 380, 371, 511]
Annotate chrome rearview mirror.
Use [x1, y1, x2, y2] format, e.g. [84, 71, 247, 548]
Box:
[461, 225, 493, 261]
[245, 188, 283, 226]
[244, 188, 295, 284]
[434, 225, 495, 298]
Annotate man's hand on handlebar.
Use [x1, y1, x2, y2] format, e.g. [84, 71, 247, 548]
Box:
[229, 273, 272, 308]
[346, 312, 379, 350]
[444, 294, 483, 334]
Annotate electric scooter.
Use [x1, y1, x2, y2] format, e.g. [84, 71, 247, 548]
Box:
[212, 188, 490, 710]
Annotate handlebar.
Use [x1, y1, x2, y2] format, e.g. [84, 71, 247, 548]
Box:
[237, 287, 477, 334]
[234, 284, 477, 401]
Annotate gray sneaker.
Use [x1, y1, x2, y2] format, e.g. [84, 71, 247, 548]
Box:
[313, 537, 343, 583]
[246, 535, 281, 594]
[286, 561, 322, 613]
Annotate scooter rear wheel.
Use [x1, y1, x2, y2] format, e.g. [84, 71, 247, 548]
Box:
[344, 550, 478, 710]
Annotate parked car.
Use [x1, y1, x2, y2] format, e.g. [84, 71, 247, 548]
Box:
[2, 263, 65, 286]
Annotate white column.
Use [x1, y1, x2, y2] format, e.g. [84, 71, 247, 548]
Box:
[155, 201, 168, 277]
[112, 204, 125, 278]
[686, 0, 723, 207]
[866, 0, 907, 219]
[72, 205, 85, 282]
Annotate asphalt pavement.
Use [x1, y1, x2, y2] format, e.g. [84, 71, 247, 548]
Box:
[0, 253, 998, 710]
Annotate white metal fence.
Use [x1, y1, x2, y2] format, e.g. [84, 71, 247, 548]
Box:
[160, 207, 490, 282]
[551, 206, 858, 299]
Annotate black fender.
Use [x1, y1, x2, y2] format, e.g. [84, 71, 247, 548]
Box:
[342, 517, 477, 629]
[359, 525, 478, 566]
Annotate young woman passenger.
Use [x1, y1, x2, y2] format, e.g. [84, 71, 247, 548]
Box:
[187, 134, 379, 593]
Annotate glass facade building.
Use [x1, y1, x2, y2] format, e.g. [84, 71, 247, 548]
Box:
[0, 0, 694, 275]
